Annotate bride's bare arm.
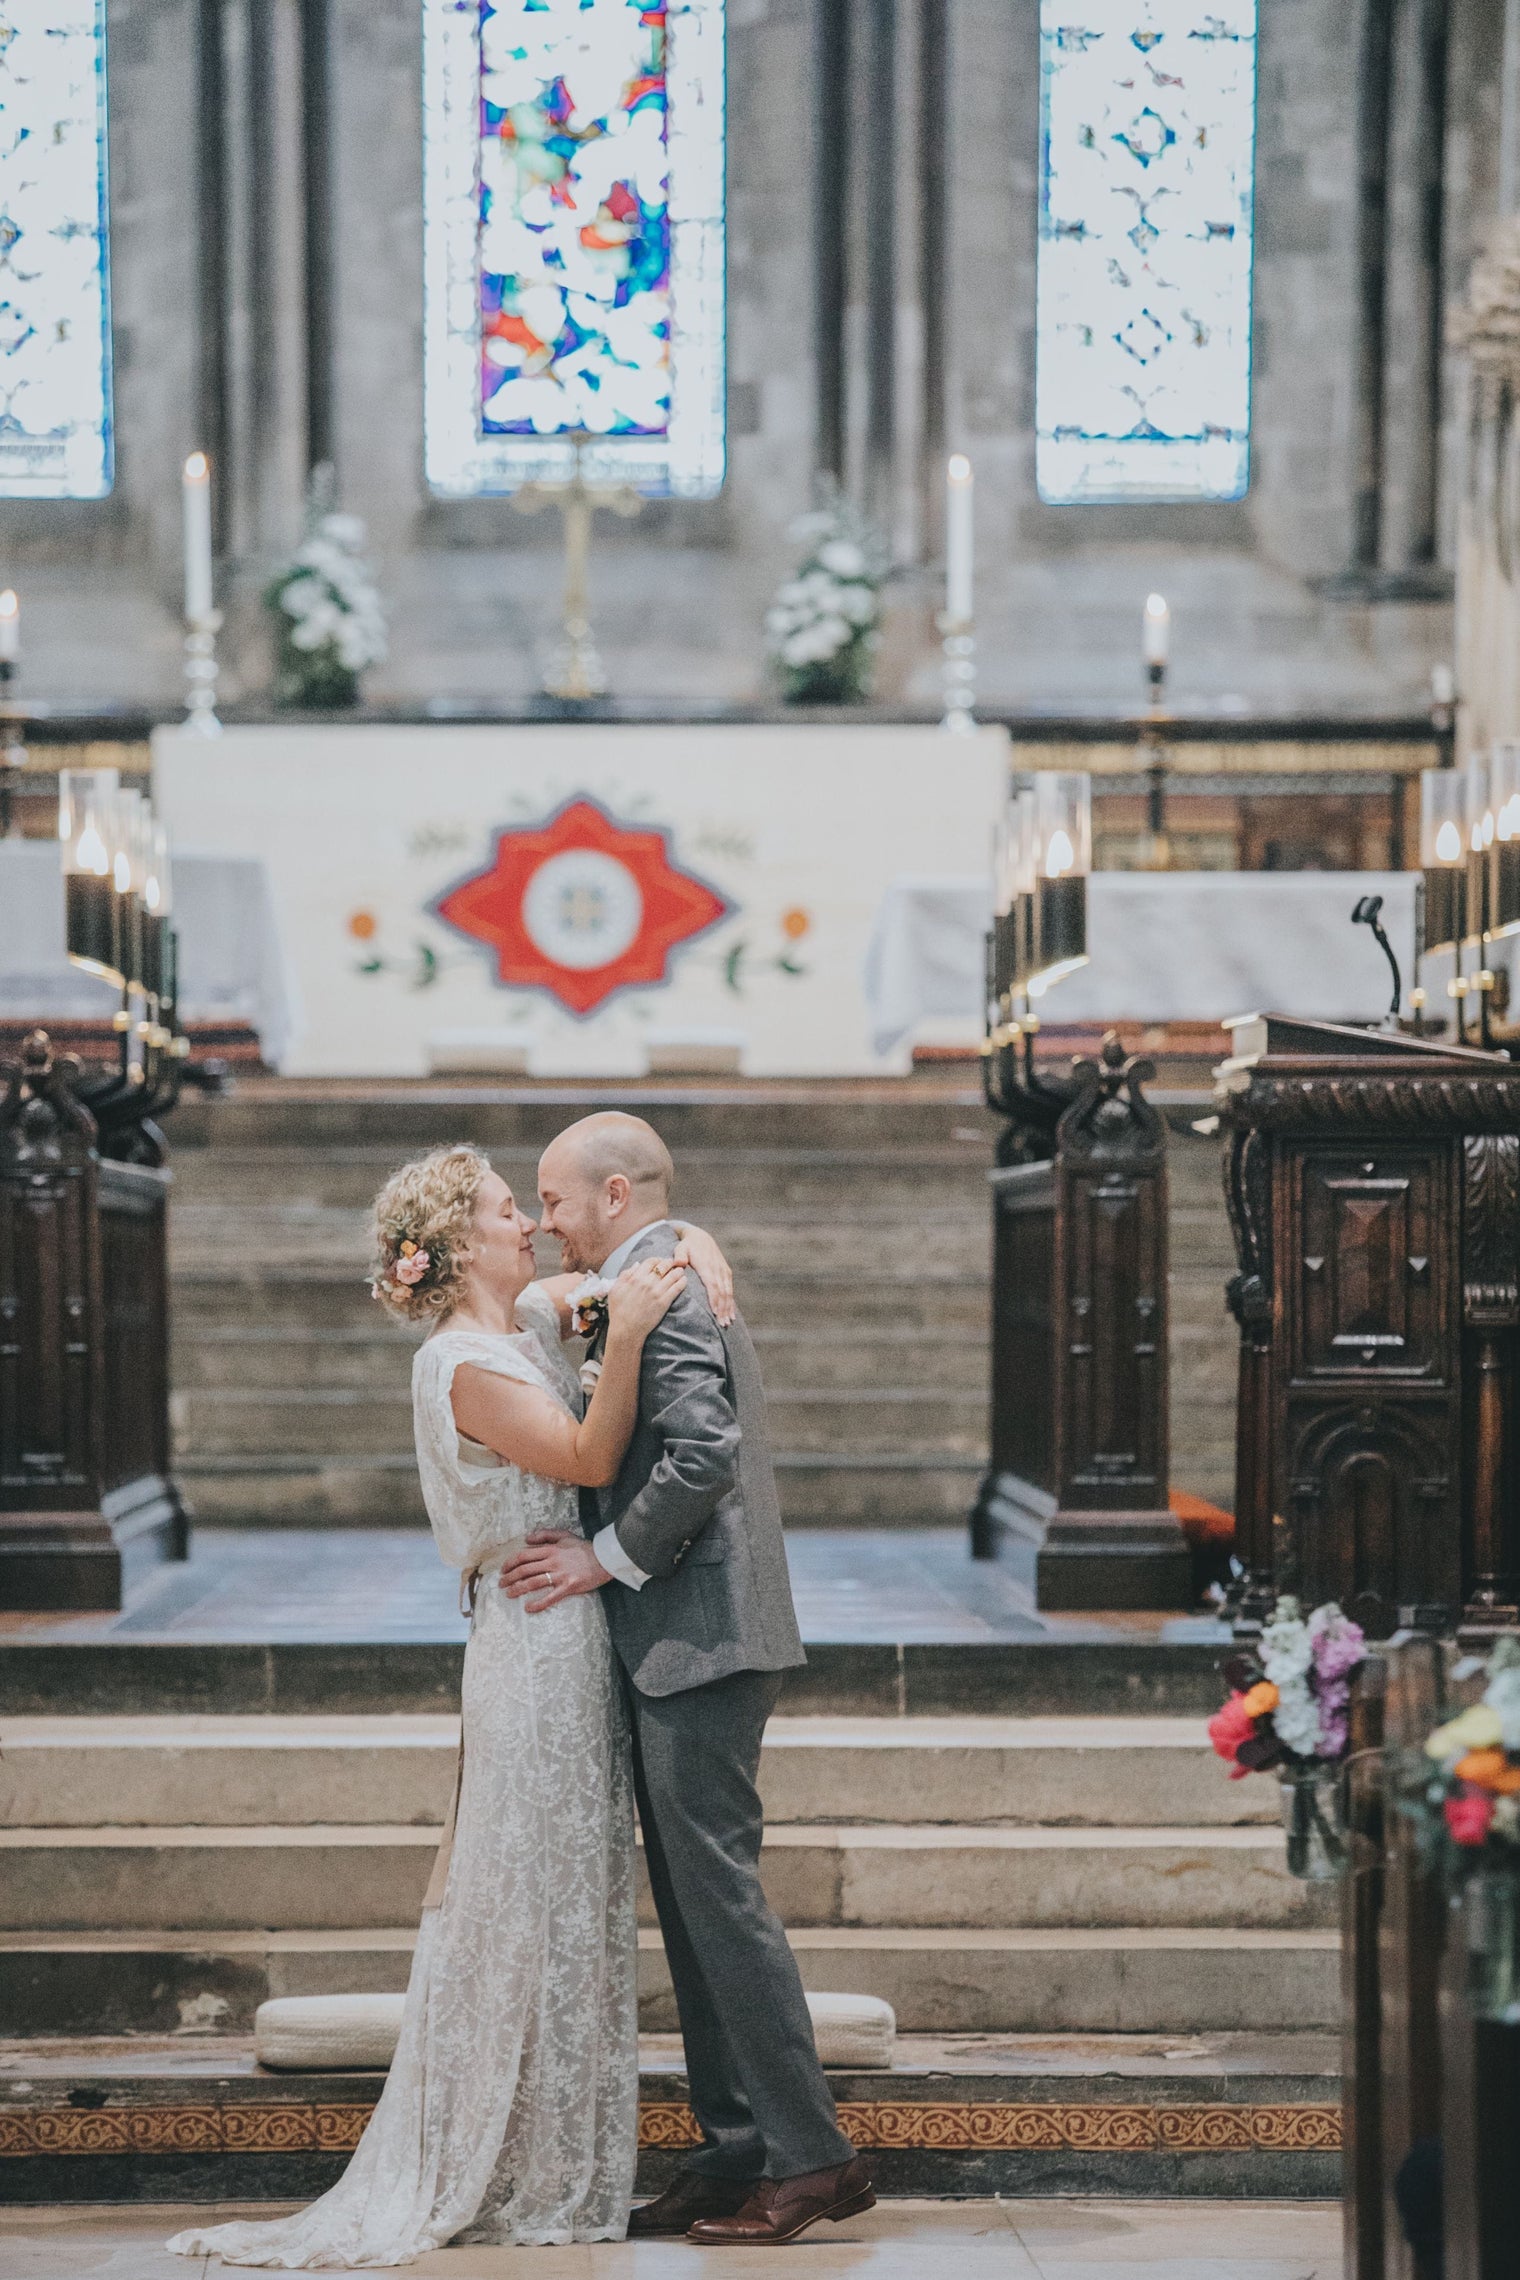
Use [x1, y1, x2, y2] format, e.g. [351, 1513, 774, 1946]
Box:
[451, 1261, 685, 1488]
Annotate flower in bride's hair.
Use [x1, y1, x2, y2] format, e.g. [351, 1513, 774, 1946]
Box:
[392, 1246, 432, 1287]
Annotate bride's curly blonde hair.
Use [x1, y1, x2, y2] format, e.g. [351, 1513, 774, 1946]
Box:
[369, 1144, 491, 1324]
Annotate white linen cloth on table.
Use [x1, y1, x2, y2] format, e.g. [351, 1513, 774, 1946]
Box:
[862, 870, 1419, 1053]
[0, 840, 299, 1066]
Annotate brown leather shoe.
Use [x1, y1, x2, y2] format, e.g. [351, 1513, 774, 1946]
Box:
[686, 2155, 876, 2244]
[627, 2172, 758, 2237]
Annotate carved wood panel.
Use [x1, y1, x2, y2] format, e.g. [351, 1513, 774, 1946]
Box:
[98, 1167, 170, 1496]
[990, 1167, 1056, 1496]
[1283, 1399, 1460, 1632]
[1063, 1163, 1167, 1507]
[0, 1163, 99, 1503]
[1289, 1145, 1450, 1384]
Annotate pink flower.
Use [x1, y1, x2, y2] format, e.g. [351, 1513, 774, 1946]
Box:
[1208, 1694, 1255, 1766]
[1445, 1788, 1496, 1847]
[392, 1248, 431, 1287]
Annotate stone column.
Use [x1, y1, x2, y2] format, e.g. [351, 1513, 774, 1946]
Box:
[1451, 224, 1520, 756]
[198, 0, 329, 679]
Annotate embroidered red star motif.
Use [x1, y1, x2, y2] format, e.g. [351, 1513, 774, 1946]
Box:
[433, 797, 730, 1017]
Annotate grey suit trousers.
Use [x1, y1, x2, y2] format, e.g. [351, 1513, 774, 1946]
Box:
[624, 1663, 854, 2182]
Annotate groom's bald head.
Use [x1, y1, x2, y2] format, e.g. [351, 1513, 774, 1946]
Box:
[550, 1112, 673, 1201]
[537, 1112, 674, 1271]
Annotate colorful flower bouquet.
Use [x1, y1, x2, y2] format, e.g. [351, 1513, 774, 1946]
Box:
[1396, 1637, 1520, 2021]
[1209, 1596, 1367, 1879]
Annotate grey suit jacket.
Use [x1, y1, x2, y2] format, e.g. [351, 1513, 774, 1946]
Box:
[593, 1225, 806, 1697]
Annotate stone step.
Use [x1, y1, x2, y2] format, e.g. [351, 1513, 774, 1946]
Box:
[0, 1925, 1341, 2036]
[0, 2031, 1342, 2202]
[0, 1630, 1232, 1721]
[168, 1210, 992, 1279]
[170, 1324, 993, 1396]
[171, 1386, 990, 1463]
[168, 1146, 996, 1215]
[0, 1715, 1278, 1831]
[168, 1268, 995, 1339]
[169, 1092, 1000, 1155]
[0, 1822, 1329, 1934]
[174, 1452, 985, 1529]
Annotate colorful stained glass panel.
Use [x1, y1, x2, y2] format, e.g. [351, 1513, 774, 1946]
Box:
[1035, 1, 1256, 504]
[424, 0, 725, 498]
[0, 5, 113, 499]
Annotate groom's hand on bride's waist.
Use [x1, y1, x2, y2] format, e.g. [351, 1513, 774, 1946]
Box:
[498, 1529, 612, 1613]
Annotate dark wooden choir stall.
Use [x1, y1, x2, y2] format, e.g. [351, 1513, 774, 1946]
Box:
[0, 1028, 194, 1610]
[1218, 1013, 1520, 1640]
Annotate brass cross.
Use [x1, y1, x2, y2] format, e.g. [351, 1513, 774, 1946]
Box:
[512, 433, 643, 699]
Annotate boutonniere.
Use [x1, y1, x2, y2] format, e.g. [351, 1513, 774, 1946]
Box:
[570, 1274, 614, 1341]
[571, 1274, 614, 1399]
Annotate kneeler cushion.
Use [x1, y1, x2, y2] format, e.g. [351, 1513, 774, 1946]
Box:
[253, 1989, 896, 2072]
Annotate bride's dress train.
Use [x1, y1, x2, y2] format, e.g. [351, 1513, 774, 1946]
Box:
[168, 1286, 637, 2266]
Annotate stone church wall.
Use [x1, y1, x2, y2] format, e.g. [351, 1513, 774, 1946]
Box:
[0, 0, 1505, 715]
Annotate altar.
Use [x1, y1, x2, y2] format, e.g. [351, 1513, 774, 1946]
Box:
[152, 722, 1009, 1078]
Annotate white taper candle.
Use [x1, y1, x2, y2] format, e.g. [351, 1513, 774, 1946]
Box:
[183, 453, 214, 624]
[946, 454, 974, 625]
[1143, 591, 1170, 668]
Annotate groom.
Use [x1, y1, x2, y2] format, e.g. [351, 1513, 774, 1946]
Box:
[498, 1110, 873, 2246]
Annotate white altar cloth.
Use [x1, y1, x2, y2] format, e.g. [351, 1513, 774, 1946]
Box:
[863, 871, 1418, 1052]
[153, 723, 1009, 1077]
[0, 841, 298, 1065]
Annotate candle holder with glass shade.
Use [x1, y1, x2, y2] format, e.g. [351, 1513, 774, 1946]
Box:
[1419, 768, 1468, 1040]
[939, 453, 976, 735]
[981, 773, 1093, 1146]
[1137, 593, 1172, 868]
[60, 768, 123, 983]
[1464, 753, 1499, 1049]
[0, 589, 23, 838]
[1028, 771, 1091, 997]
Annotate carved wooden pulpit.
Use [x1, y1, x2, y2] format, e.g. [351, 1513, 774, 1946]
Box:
[1219, 1014, 1520, 1637]
[972, 1033, 1189, 1609]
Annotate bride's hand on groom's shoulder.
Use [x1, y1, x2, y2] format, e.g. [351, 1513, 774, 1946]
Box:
[606, 1257, 687, 1340]
[499, 1528, 612, 1612]
[671, 1225, 736, 1325]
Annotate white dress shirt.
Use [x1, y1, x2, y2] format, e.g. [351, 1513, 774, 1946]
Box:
[589, 1219, 675, 1590]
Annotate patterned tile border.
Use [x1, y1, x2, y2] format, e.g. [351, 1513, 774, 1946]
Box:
[0, 2101, 1341, 2159]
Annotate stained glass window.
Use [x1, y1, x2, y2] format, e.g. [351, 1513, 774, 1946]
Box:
[1035, 1, 1256, 504]
[423, 0, 725, 500]
[0, 6, 113, 498]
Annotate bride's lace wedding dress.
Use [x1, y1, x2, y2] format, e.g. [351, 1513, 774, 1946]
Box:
[169, 1283, 638, 2266]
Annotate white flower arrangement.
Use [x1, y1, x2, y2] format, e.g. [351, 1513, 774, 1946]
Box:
[764, 496, 885, 704]
[266, 467, 387, 708]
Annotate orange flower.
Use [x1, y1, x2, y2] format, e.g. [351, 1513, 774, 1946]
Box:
[1454, 1748, 1520, 1795]
[348, 910, 378, 942]
[1240, 1681, 1279, 1719]
[781, 908, 810, 941]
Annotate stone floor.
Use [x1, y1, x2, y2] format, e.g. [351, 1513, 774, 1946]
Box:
[0, 1529, 1228, 1648]
[0, 2197, 1342, 2277]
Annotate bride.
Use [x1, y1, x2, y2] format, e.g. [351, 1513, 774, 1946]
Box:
[169, 1141, 733, 2267]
